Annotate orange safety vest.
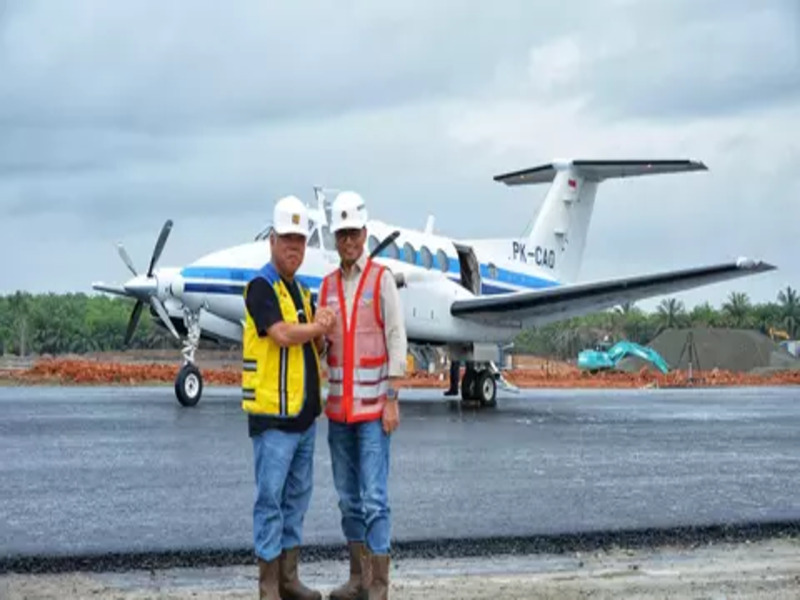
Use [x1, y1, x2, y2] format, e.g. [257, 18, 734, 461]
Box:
[319, 259, 389, 423]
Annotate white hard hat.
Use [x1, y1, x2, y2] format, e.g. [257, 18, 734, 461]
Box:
[272, 195, 308, 237]
[330, 191, 368, 232]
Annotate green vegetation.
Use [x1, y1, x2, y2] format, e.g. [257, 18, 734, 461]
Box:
[0, 287, 797, 359]
[0, 292, 180, 356]
[508, 286, 798, 360]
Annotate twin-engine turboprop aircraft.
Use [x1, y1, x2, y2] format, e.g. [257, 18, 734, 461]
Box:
[92, 159, 775, 407]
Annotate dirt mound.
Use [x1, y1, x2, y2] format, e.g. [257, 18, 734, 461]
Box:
[2, 357, 800, 388]
[649, 327, 800, 373]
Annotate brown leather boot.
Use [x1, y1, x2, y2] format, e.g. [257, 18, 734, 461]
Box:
[258, 557, 280, 600]
[278, 547, 322, 600]
[329, 541, 368, 600]
[367, 554, 390, 600]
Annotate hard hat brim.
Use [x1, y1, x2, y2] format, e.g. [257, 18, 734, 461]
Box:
[273, 224, 308, 237]
[332, 219, 367, 233]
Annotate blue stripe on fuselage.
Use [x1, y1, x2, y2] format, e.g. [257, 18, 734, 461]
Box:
[182, 271, 322, 294]
[181, 259, 559, 298]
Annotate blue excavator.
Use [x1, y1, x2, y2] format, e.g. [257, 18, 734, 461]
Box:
[577, 339, 670, 374]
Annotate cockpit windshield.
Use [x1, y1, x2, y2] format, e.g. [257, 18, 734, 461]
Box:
[254, 225, 273, 241]
[307, 221, 321, 248]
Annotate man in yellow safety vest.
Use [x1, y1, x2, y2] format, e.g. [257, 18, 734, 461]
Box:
[242, 195, 335, 600]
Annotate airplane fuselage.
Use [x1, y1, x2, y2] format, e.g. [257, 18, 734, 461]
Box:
[162, 218, 559, 347]
[93, 158, 775, 407]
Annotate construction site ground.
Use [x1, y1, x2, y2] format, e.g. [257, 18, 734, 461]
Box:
[1, 327, 798, 388]
[1, 350, 799, 388]
[2, 535, 799, 599]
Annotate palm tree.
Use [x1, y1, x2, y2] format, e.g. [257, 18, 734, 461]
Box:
[7, 291, 31, 356]
[722, 291, 751, 328]
[690, 301, 718, 327]
[777, 286, 799, 337]
[656, 297, 685, 330]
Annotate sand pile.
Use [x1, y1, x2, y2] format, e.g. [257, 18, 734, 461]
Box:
[648, 327, 800, 373]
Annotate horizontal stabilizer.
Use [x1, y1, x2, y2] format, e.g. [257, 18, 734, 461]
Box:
[494, 159, 707, 186]
[450, 259, 775, 327]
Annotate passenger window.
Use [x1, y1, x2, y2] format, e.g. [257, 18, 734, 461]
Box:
[368, 235, 379, 254]
[403, 242, 416, 264]
[308, 229, 320, 248]
[436, 249, 448, 272]
[420, 246, 433, 269]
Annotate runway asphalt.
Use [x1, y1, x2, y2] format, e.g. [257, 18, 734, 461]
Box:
[1, 385, 799, 564]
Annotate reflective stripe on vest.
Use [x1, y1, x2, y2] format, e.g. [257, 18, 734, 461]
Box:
[320, 259, 388, 423]
[241, 262, 320, 418]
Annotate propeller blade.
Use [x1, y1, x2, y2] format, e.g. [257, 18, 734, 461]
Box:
[91, 282, 132, 297]
[117, 243, 138, 277]
[147, 219, 173, 277]
[124, 300, 144, 346]
[369, 230, 400, 259]
[150, 297, 181, 341]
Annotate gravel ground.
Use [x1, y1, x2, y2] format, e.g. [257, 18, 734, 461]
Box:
[2, 536, 799, 599]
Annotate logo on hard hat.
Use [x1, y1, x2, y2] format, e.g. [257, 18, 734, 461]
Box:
[291, 213, 300, 224]
[341, 210, 347, 218]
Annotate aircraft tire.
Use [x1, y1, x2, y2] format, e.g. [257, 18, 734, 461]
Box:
[461, 369, 478, 401]
[477, 370, 497, 407]
[175, 363, 203, 407]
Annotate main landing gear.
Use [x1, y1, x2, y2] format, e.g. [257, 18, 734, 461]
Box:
[174, 309, 203, 407]
[459, 363, 498, 408]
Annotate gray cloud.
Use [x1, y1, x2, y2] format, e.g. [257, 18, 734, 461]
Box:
[0, 0, 796, 309]
[505, 0, 800, 120]
[0, 0, 552, 132]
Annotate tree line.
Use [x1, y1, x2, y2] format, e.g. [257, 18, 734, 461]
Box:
[0, 287, 797, 359]
[515, 287, 799, 360]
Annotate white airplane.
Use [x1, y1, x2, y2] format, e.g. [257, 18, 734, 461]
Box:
[92, 158, 775, 407]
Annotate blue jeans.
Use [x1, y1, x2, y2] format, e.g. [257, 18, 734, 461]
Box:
[327, 418, 391, 554]
[252, 422, 316, 562]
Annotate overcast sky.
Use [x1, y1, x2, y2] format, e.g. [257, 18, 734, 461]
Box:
[1, 0, 798, 310]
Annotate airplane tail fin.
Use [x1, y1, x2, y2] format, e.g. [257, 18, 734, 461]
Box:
[494, 159, 707, 284]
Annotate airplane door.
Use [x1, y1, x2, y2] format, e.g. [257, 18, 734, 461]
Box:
[453, 243, 481, 295]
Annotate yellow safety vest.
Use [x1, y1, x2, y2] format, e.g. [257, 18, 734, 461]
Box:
[241, 262, 320, 418]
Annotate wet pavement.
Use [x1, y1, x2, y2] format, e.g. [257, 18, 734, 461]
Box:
[1, 385, 799, 561]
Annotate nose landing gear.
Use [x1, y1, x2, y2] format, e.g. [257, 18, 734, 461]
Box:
[174, 309, 204, 407]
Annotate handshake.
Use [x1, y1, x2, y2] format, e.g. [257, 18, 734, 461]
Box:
[314, 306, 337, 334]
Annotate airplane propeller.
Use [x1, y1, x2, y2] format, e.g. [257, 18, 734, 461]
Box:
[369, 230, 400, 259]
[116, 219, 182, 346]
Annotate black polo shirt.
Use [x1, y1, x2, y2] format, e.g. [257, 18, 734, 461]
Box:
[244, 276, 321, 437]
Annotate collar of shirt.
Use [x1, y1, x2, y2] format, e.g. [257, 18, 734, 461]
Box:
[339, 250, 369, 280]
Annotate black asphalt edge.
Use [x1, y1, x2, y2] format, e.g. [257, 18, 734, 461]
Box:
[2, 520, 799, 575]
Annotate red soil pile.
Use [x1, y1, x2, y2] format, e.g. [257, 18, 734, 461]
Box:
[1, 358, 798, 389]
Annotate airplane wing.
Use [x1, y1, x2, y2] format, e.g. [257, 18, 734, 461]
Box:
[450, 259, 776, 326]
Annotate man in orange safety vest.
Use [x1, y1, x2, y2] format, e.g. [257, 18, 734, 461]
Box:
[318, 190, 407, 600]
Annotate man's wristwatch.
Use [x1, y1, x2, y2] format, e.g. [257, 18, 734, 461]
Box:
[386, 387, 398, 401]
